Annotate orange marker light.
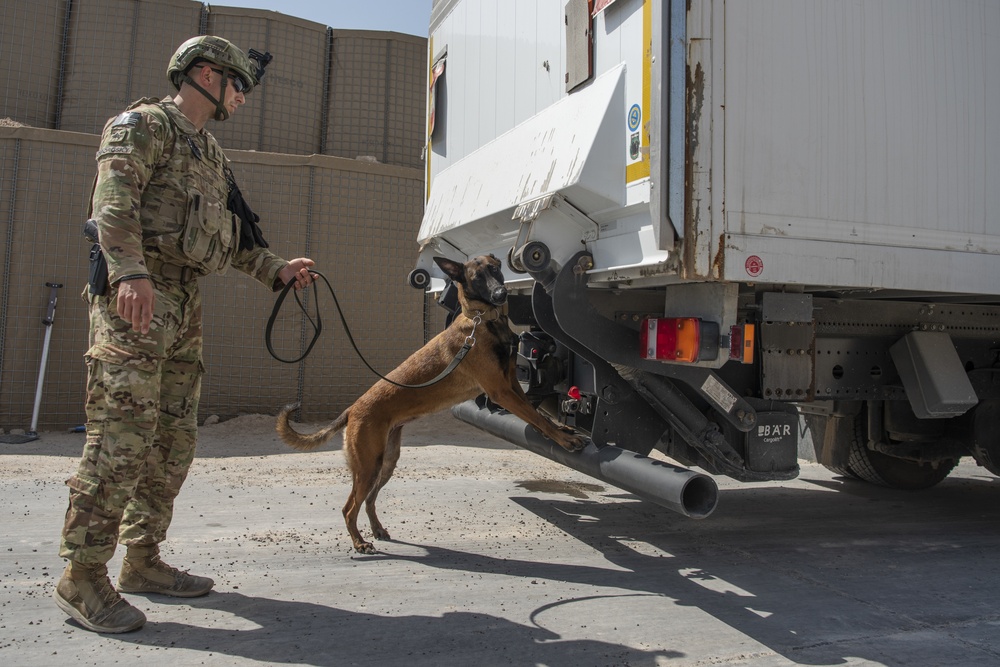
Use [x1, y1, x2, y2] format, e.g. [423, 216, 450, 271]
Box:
[729, 323, 755, 364]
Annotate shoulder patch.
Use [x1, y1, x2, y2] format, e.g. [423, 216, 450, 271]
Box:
[111, 111, 142, 128]
[96, 145, 134, 158]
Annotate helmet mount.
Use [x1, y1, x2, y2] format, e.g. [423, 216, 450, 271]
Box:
[166, 36, 272, 122]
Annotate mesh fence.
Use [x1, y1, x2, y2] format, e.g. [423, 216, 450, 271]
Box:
[58, 0, 205, 135]
[0, 128, 427, 433]
[0, 0, 435, 434]
[0, 0, 67, 129]
[0, 0, 428, 168]
[0, 131, 96, 434]
[205, 5, 328, 155]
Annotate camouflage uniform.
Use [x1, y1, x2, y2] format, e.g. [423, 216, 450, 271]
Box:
[60, 96, 288, 565]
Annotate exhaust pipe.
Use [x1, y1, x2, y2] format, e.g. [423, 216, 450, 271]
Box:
[452, 400, 719, 519]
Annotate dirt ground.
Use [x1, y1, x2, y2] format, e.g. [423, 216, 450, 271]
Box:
[3, 410, 1000, 666]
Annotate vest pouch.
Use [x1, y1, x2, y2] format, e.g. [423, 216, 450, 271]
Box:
[181, 189, 235, 272]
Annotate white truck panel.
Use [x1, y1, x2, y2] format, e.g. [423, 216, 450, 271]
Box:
[715, 0, 1000, 291]
[419, 65, 627, 245]
[427, 1, 651, 231]
[428, 0, 566, 177]
[425, 0, 1000, 296]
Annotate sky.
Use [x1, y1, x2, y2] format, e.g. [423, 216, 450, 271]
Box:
[223, 0, 434, 37]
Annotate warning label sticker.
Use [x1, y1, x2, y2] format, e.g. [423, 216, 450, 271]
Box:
[701, 375, 738, 414]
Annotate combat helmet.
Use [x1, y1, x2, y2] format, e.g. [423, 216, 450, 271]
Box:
[166, 36, 272, 120]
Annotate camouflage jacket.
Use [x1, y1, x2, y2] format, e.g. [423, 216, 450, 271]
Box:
[91, 96, 287, 287]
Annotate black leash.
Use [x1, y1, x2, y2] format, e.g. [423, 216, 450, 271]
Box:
[265, 270, 477, 389]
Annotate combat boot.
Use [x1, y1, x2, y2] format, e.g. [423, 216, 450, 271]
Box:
[53, 561, 146, 633]
[118, 544, 214, 597]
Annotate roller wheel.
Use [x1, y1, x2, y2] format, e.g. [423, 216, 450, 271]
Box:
[519, 241, 551, 273]
[506, 246, 528, 274]
[408, 268, 430, 289]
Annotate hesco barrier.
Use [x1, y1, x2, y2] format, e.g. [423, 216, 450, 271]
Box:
[0, 126, 428, 432]
[0, 0, 428, 169]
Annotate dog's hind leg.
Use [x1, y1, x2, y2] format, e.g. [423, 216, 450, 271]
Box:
[344, 466, 380, 553]
[365, 425, 402, 542]
[342, 426, 386, 554]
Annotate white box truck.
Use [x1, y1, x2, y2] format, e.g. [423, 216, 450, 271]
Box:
[409, 0, 1000, 516]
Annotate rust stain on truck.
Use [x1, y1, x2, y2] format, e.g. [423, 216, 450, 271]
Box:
[683, 59, 706, 280]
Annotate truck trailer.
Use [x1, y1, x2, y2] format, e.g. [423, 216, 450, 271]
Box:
[409, 0, 1000, 516]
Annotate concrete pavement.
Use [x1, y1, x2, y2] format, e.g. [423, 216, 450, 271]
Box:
[3, 412, 999, 666]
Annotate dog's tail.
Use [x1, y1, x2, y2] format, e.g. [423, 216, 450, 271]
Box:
[275, 403, 350, 451]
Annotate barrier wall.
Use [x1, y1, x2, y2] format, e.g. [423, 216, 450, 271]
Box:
[0, 127, 426, 431]
[0, 0, 429, 168]
[0, 0, 66, 129]
[204, 5, 328, 155]
[326, 31, 427, 168]
[58, 0, 204, 135]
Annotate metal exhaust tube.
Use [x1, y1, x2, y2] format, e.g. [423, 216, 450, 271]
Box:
[452, 400, 719, 519]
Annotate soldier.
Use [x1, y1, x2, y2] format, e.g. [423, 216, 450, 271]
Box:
[54, 36, 315, 634]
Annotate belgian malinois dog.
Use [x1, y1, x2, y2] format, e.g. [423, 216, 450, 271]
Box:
[276, 254, 585, 553]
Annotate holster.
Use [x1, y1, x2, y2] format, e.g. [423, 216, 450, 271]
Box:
[88, 244, 108, 296]
[84, 218, 108, 296]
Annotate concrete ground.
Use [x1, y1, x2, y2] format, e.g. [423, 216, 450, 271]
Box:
[2, 410, 999, 666]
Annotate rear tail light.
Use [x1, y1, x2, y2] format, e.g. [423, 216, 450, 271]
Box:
[640, 317, 703, 363]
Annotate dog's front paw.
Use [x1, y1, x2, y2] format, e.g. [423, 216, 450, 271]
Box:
[557, 433, 587, 453]
[372, 526, 391, 541]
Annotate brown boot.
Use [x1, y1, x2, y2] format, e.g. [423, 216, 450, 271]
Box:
[53, 562, 146, 633]
[118, 544, 214, 598]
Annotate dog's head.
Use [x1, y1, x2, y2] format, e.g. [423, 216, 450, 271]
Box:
[434, 254, 508, 308]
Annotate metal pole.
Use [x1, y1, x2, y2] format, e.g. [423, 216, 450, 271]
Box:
[28, 282, 63, 435]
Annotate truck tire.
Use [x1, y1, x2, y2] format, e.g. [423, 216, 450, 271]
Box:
[823, 460, 859, 479]
[847, 406, 956, 490]
[970, 400, 1000, 476]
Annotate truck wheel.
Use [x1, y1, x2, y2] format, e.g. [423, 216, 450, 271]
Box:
[970, 400, 1000, 476]
[847, 406, 956, 490]
[823, 460, 859, 479]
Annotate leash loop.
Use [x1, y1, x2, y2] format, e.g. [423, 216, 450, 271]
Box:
[266, 269, 476, 389]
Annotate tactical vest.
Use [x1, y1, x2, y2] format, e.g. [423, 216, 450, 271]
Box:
[127, 97, 239, 277]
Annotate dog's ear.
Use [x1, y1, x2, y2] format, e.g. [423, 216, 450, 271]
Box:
[433, 256, 466, 283]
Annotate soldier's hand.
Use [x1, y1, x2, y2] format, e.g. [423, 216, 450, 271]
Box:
[117, 278, 155, 334]
[279, 258, 315, 291]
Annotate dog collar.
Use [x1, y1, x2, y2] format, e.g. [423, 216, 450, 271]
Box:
[464, 302, 508, 322]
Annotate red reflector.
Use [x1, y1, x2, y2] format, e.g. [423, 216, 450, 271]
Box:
[639, 318, 701, 363]
[567, 386, 581, 400]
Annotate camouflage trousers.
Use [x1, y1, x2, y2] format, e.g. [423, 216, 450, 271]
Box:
[60, 277, 203, 565]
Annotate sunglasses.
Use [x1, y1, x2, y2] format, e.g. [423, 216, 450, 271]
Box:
[197, 65, 249, 93]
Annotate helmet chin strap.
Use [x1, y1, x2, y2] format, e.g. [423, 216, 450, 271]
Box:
[181, 66, 231, 121]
